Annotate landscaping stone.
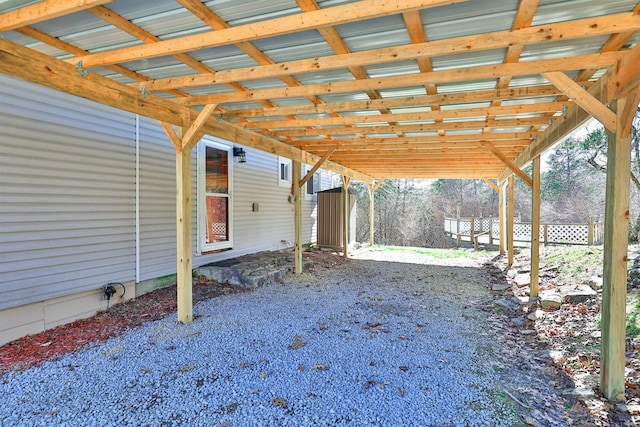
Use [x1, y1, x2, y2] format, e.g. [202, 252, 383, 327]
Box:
[558, 284, 597, 304]
[194, 250, 312, 289]
[513, 274, 530, 288]
[491, 282, 511, 291]
[586, 276, 603, 290]
[495, 298, 519, 311]
[539, 292, 563, 310]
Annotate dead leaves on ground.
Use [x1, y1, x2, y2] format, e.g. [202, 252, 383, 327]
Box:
[290, 334, 305, 350]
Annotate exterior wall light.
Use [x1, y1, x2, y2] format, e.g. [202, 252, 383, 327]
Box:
[233, 147, 247, 163]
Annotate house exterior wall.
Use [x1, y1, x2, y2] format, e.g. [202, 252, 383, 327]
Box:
[0, 74, 324, 345]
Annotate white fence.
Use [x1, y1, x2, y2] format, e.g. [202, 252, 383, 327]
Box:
[444, 217, 603, 246]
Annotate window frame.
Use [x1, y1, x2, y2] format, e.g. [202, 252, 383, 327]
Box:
[278, 156, 292, 188]
[197, 138, 233, 253]
[304, 165, 321, 200]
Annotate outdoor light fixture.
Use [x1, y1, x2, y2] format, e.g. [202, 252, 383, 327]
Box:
[233, 147, 247, 163]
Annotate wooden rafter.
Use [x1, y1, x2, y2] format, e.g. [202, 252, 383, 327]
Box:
[0, 0, 112, 32]
[71, 0, 461, 68]
[180, 52, 622, 106]
[245, 102, 566, 129]
[218, 86, 563, 119]
[138, 13, 640, 93]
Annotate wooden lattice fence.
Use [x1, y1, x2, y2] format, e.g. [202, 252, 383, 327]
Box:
[444, 217, 603, 246]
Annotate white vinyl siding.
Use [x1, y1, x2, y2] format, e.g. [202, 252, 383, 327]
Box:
[0, 75, 135, 310]
[137, 116, 178, 281]
[0, 74, 328, 313]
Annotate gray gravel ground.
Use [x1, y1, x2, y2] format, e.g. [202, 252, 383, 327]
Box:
[1, 248, 527, 426]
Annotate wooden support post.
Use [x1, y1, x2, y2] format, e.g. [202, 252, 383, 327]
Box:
[293, 160, 303, 274]
[489, 217, 494, 246]
[341, 176, 351, 258]
[368, 184, 374, 246]
[176, 147, 193, 324]
[601, 95, 633, 402]
[367, 178, 385, 247]
[588, 217, 595, 246]
[470, 217, 475, 242]
[507, 175, 515, 266]
[456, 218, 461, 247]
[530, 156, 541, 298]
[499, 183, 505, 254]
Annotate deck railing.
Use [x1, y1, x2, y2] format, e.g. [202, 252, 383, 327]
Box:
[444, 217, 604, 247]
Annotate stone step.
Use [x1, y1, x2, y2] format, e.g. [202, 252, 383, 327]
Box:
[194, 250, 312, 289]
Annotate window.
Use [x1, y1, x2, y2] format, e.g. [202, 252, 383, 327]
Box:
[278, 156, 292, 188]
[304, 165, 321, 200]
[198, 140, 233, 252]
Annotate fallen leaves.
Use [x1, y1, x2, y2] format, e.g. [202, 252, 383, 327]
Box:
[290, 335, 305, 350]
[312, 364, 329, 371]
[271, 397, 288, 407]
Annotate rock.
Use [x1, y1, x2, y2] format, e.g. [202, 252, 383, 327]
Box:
[491, 282, 511, 291]
[628, 404, 640, 415]
[558, 284, 597, 304]
[495, 298, 518, 311]
[590, 330, 601, 338]
[527, 309, 544, 321]
[629, 268, 640, 280]
[520, 329, 536, 335]
[511, 317, 526, 327]
[586, 276, 603, 290]
[539, 292, 563, 310]
[513, 274, 530, 288]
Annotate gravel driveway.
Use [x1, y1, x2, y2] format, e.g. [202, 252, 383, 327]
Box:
[1, 248, 549, 426]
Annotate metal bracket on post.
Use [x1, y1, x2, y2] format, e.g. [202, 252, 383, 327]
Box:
[139, 84, 150, 98]
[75, 60, 89, 77]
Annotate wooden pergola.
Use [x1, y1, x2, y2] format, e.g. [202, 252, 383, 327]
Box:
[1, 0, 639, 401]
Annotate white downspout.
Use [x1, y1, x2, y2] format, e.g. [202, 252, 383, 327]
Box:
[135, 114, 140, 283]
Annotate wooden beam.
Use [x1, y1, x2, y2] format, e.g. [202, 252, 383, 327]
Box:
[293, 160, 303, 274]
[373, 178, 386, 192]
[530, 156, 541, 298]
[0, 0, 112, 32]
[247, 102, 567, 128]
[609, 40, 640, 99]
[140, 12, 640, 92]
[483, 178, 499, 193]
[498, 69, 611, 182]
[480, 141, 533, 188]
[543, 71, 616, 133]
[507, 175, 515, 266]
[181, 104, 217, 151]
[160, 122, 183, 152]
[342, 176, 351, 258]
[601, 95, 632, 402]
[0, 39, 373, 184]
[219, 86, 563, 119]
[180, 52, 622, 105]
[73, 0, 462, 68]
[299, 146, 336, 187]
[619, 86, 640, 139]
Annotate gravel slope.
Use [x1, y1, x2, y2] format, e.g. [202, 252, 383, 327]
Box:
[1, 248, 522, 426]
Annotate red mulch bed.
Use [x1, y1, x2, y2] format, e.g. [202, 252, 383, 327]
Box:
[0, 281, 243, 375]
